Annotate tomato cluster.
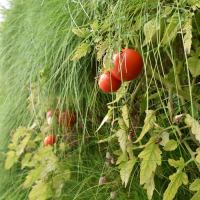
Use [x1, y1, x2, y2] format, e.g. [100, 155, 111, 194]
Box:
[99, 49, 143, 93]
[45, 109, 76, 146]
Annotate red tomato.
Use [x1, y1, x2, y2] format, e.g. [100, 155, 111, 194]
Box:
[60, 111, 76, 127]
[111, 49, 143, 81]
[99, 72, 121, 93]
[44, 136, 56, 146]
[47, 109, 59, 119]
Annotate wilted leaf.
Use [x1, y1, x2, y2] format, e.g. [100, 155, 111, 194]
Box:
[22, 153, 33, 169]
[120, 157, 138, 187]
[134, 110, 156, 143]
[97, 134, 116, 143]
[185, 114, 200, 142]
[115, 129, 127, 154]
[163, 139, 178, 151]
[138, 137, 162, 185]
[122, 104, 129, 128]
[163, 171, 188, 200]
[71, 43, 90, 61]
[144, 173, 155, 200]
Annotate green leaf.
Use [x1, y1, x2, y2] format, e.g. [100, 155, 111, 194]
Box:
[34, 134, 43, 142]
[163, 139, 178, 151]
[22, 153, 33, 169]
[5, 151, 17, 170]
[134, 110, 156, 143]
[120, 157, 138, 187]
[72, 28, 89, 37]
[12, 126, 26, 145]
[17, 134, 31, 156]
[163, 171, 188, 200]
[27, 141, 37, 148]
[187, 0, 200, 10]
[115, 129, 127, 154]
[168, 157, 185, 170]
[97, 134, 116, 143]
[71, 43, 90, 61]
[182, 17, 192, 54]
[96, 40, 109, 61]
[144, 173, 155, 200]
[96, 107, 113, 132]
[28, 180, 52, 200]
[122, 104, 129, 128]
[189, 179, 200, 200]
[91, 21, 98, 30]
[163, 16, 179, 45]
[116, 152, 128, 165]
[188, 56, 200, 77]
[114, 149, 123, 156]
[138, 137, 162, 185]
[56, 164, 71, 180]
[23, 167, 42, 189]
[185, 114, 200, 142]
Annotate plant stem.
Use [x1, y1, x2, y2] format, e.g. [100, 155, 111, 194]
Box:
[130, 76, 145, 107]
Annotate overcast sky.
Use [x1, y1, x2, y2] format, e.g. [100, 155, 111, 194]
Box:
[0, 0, 10, 22]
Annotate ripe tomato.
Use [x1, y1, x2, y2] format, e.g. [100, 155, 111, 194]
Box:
[111, 49, 143, 82]
[99, 72, 121, 93]
[44, 136, 56, 146]
[60, 111, 76, 127]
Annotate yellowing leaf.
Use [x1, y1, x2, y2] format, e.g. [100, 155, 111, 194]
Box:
[122, 104, 129, 128]
[138, 137, 162, 185]
[168, 157, 185, 170]
[187, 0, 200, 10]
[72, 28, 89, 37]
[134, 110, 156, 143]
[96, 107, 114, 132]
[160, 132, 170, 146]
[163, 139, 178, 151]
[107, 82, 129, 104]
[116, 152, 128, 165]
[103, 50, 115, 71]
[96, 40, 109, 61]
[115, 129, 127, 154]
[163, 15, 179, 45]
[120, 157, 138, 187]
[5, 151, 16, 170]
[188, 56, 200, 77]
[144, 173, 155, 200]
[71, 43, 90, 61]
[28, 180, 52, 200]
[97, 134, 116, 143]
[22, 153, 33, 169]
[185, 114, 200, 142]
[182, 17, 192, 54]
[23, 168, 42, 189]
[190, 179, 200, 191]
[91, 20, 98, 30]
[163, 171, 188, 200]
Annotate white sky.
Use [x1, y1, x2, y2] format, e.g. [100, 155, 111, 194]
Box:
[0, 0, 10, 22]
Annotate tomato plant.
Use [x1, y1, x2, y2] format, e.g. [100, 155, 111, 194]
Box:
[111, 49, 143, 82]
[60, 111, 76, 127]
[99, 72, 121, 93]
[44, 136, 56, 146]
